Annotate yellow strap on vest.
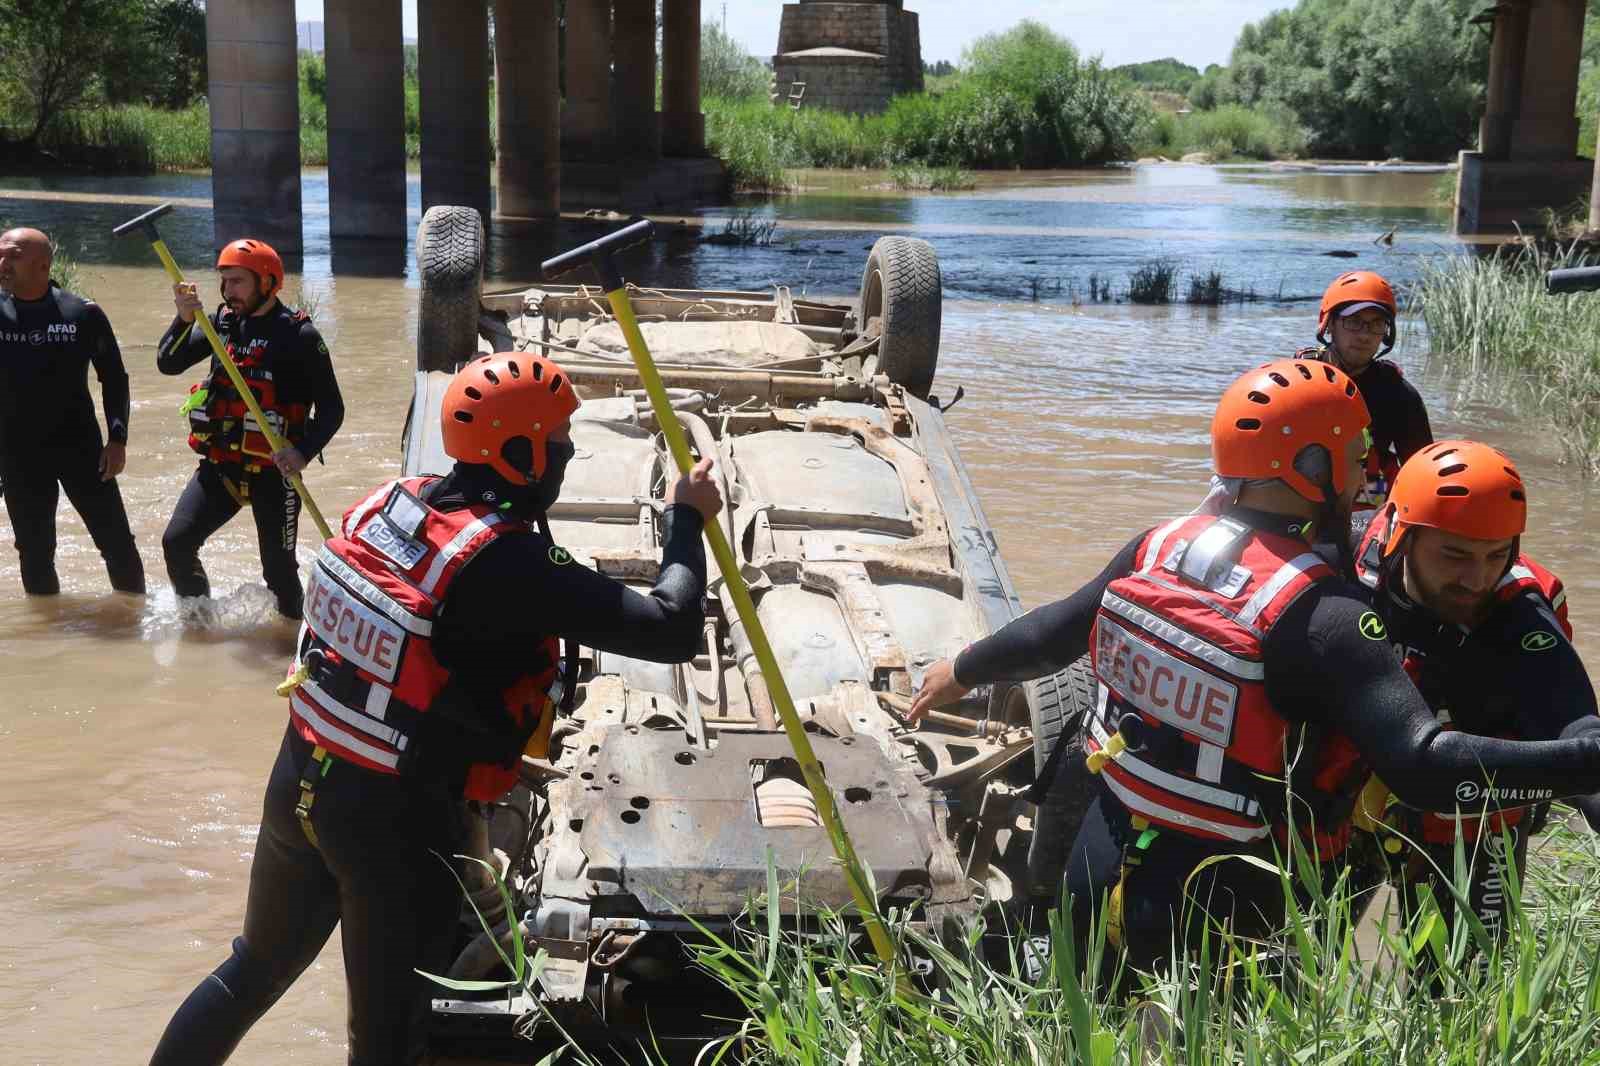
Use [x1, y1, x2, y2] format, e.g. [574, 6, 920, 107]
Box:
[1106, 875, 1126, 949]
[295, 745, 331, 848]
[275, 662, 311, 698]
[1349, 774, 1391, 833]
[1086, 731, 1127, 774]
[522, 696, 559, 761]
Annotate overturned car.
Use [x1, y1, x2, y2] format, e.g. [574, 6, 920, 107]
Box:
[405, 207, 1093, 1051]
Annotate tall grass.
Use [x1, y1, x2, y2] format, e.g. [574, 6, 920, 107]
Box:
[446, 813, 1600, 1064]
[5, 104, 211, 171]
[1417, 242, 1600, 475]
[1138, 103, 1306, 161]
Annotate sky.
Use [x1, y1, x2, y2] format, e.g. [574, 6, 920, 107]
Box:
[291, 0, 1291, 70]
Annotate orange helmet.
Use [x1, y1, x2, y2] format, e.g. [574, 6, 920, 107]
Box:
[1212, 358, 1371, 503]
[1382, 440, 1526, 556]
[217, 238, 284, 299]
[441, 352, 582, 484]
[1317, 270, 1396, 349]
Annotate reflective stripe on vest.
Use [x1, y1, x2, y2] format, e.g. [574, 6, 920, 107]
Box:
[1088, 514, 1340, 845]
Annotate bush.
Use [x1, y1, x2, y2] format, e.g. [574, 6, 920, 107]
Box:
[1135, 103, 1305, 161]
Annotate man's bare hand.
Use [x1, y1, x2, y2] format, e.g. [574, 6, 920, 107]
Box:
[272, 447, 308, 478]
[98, 442, 126, 481]
[907, 658, 972, 723]
[666, 457, 722, 523]
[173, 282, 202, 324]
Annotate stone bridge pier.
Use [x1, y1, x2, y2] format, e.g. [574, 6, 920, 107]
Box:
[203, 0, 719, 250]
[1455, 0, 1590, 234]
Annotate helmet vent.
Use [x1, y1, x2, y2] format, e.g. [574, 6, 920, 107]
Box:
[1268, 371, 1289, 387]
[531, 361, 545, 381]
[1438, 463, 1468, 477]
[1247, 390, 1270, 405]
[1436, 485, 1469, 497]
[1294, 363, 1313, 380]
[483, 368, 500, 385]
[1504, 466, 1522, 483]
[1344, 382, 1356, 396]
[1235, 417, 1262, 431]
[1433, 447, 1458, 460]
[506, 360, 521, 379]
[463, 386, 483, 401]
[550, 375, 565, 394]
[1323, 366, 1338, 383]
[1510, 488, 1526, 501]
[453, 410, 474, 423]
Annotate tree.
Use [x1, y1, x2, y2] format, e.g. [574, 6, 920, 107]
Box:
[701, 22, 768, 101]
[0, 0, 148, 143]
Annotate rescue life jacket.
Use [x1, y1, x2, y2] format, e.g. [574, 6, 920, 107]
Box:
[284, 477, 565, 803]
[181, 311, 310, 470]
[1353, 506, 1571, 844]
[1086, 514, 1366, 857]
[1294, 346, 1399, 511]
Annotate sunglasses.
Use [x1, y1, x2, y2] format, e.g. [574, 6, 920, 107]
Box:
[1338, 316, 1391, 337]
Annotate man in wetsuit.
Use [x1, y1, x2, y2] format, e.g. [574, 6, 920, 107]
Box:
[1351, 440, 1600, 950]
[157, 238, 343, 619]
[1297, 270, 1431, 512]
[0, 226, 145, 595]
[908, 359, 1600, 973]
[149, 351, 722, 1066]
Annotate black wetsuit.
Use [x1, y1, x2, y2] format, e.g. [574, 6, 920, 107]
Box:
[157, 302, 344, 618]
[149, 466, 708, 1066]
[1367, 542, 1600, 956]
[954, 507, 1600, 970]
[0, 283, 144, 593]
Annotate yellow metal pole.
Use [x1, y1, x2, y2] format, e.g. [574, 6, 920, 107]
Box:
[604, 286, 900, 971]
[148, 238, 334, 541]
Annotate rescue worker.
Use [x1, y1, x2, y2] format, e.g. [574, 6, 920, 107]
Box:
[149, 351, 722, 1065]
[0, 226, 145, 594]
[1352, 440, 1600, 952]
[157, 238, 344, 619]
[1297, 270, 1432, 511]
[908, 359, 1600, 973]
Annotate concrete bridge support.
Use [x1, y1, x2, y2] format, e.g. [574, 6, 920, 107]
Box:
[613, 0, 661, 158]
[1456, 0, 1589, 234]
[563, 0, 615, 161]
[206, 0, 303, 251]
[494, 0, 562, 219]
[419, 0, 491, 218]
[325, 0, 407, 237]
[661, 0, 706, 156]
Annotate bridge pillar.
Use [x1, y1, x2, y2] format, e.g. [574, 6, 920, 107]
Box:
[1477, 1, 1527, 159]
[563, 0, 614, 161]
[325, 0, 407, 237]
[494, 0, 561, 218]
[661, 0, 705, 156]
[419, 0, 491, 217]
[612, 0, 661, 158]
[1510, 0, 1584, 160]
[206, 0, 302, 250]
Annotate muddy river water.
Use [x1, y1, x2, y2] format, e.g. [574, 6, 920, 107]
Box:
[2, 164, 1596, 1063]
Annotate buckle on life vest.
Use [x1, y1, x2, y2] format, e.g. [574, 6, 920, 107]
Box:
[274, 648, 323, 698]
[295, 744, 333, 848]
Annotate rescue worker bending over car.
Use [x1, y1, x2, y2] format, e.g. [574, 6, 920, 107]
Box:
[149, 352, 723, 1066]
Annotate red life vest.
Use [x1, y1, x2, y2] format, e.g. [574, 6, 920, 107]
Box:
[1293, 346, 1399, 511]
[1353, 507, 1571, 843]
[185, 317, 309, 470]
[285, 477, 562, 802]
[1086, 514, 1365, 857]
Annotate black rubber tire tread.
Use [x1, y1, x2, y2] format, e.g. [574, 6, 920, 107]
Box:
[1029, 654, 1097, 776]
[859, 236, 941, 398]
[1025, 654, 1101, 896]
[417, 205, 486, 373]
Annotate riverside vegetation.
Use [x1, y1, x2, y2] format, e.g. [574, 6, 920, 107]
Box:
[1418, 241, 1600, 476]
[440, 816, 1600, 1065]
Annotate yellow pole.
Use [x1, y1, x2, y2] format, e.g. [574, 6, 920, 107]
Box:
[149, 238, 334, 541]
[604, 286, 900, 971]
